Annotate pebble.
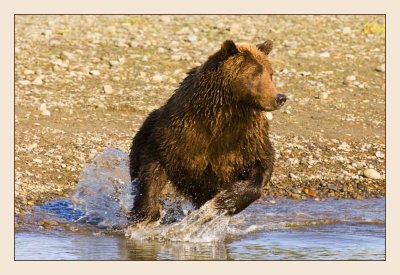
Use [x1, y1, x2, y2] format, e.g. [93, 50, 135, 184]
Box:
[284, 40, 298, 47]
[375, 151, 384, 158]
[109, 60, 120, 67]
[342, 27, 352, 34]
[18, 80, 30, 85]
[89, 70, 100, 76]
[60, 51, 75, 61]
[319, 52, 330, 58]
[152, 73, 164, 82]
[375, 64, 385, 73]
[41, 110, 51, 116]
[49, 40, 61, 46]
[363, 169, 381, 180]
[187, 34, 197, 43]
[103, 85, 113, 94]
[32, 77, 43, 85]
[265, 112, 273, 120]
[346, 75, 356, 81]
[229, 23, 240, 34]
[24, 69, 34, 75]
[39, 103, 47, 112]
[319, 92, 329, 100]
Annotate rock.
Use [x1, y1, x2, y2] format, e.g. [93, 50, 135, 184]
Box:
[363, 169, 381, 179]
[229, 23, 240, 34]
[342, 27, 352, 34]
[89, 70, 100, 76]
[186, 34, 197, 43]
[265, 112, 273, 120]
[171, 55, 181, 61]
[284, 40, 298, 47]
[319, 92, 329, 99]
[102, 85, 113, 94]
[33, 158, 42, 164]
[24, 69, 34, 75]
[41, 29, 52, 37]
[60, 51, 75, 61]
[41, 110, 51, 116]
[32, 77, 43, 85]
[346, 75, 356, 81]
[152, 73, 163, 82]
[108, 60, 119, 67]
[375, 151, 384, 158]
[375, 64, 385, 73]
[18, 80, 30, 85]
[39, 103, 47, 112]
[304, 188, 317, 197]
[49, 40, 61, 46]
[319, 52, 330, 58]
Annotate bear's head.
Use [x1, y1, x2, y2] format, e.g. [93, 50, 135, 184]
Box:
[202, 40, 286, 112]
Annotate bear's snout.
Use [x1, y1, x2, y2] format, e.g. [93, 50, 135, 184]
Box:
[275, 93, 287, 107]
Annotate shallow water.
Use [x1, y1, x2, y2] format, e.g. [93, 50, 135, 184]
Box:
[15, 148, 385, 260]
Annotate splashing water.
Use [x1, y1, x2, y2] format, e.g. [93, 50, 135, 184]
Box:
[70, 148, 135, 229]
[70, 147, 231, 242]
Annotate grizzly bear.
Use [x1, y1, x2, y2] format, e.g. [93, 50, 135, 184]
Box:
[129, 39, 286, 224]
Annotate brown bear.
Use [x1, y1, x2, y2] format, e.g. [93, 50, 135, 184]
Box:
[129, 39, 286, 224]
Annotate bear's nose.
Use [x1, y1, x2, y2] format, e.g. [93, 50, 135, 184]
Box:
[275, 93, 287, 107]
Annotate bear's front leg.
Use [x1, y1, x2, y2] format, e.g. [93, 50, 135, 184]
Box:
[129, 161, 168, 224]
[213, 162, 272, 215]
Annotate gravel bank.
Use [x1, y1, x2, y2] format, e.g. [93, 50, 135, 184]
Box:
[15, 15, 385, 213]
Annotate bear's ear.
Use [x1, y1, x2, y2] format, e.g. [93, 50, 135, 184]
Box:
[220, 40, 239, 58]
[257, 40, 273, 55]
[202, 40, 239, 70]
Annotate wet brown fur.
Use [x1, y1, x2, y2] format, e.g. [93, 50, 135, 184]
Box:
[129, 40, 280, 223]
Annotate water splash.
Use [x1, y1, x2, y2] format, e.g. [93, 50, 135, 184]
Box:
[126, 201, 230, 242]
[70, 147, 230, 242]
[70, 148, 134, 229]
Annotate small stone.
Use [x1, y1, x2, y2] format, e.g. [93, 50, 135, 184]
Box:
[319, 92, 329, 100]
[171, 55, 181, 61]
[33, 158, 42, 164]
[319, 52, 330, 58]
[152, 73, 163, 82]
[229, 23, 240, 34]
[112, 76, 121, 81]
[342, 27, 352, 34]
[109, 60, 120, 67]
[375, 151, 384, 158]
[49, 40, 61, 46]
[89, 70, 100, 76]
[32, 77, 43, 85]
[346, 75, 356, 82]
[18, 80, 30, 85]
[60, 51, 75, 61]
[42, 29, 52, 37]
[375, 64, 385, 73]
[39, 103, 47, 112]
[103, 85, 113, 94]
[363, 169, 381, 179]
[284, 40, 298, 47]
[265, 112, 273, 120]
[304, 188, 317, 197]
[41, 110, 51, 116]
[187, 34, 197, 43]
[24, 69, 34, 75]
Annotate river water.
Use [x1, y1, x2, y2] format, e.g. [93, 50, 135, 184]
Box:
[15, 148, 385, 260]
